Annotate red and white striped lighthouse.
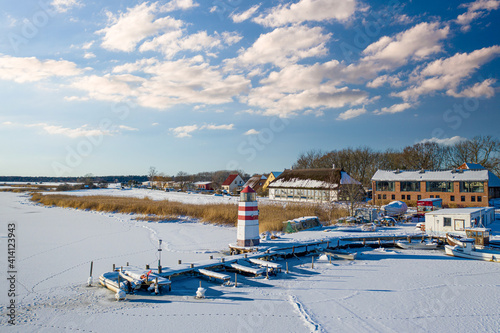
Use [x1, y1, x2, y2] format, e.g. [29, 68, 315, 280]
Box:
[237, 186, 260, 247]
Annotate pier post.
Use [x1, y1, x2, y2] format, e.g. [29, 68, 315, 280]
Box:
[363, 239, 366, 246]
[190, 263, 194, 268]
[311, 256, 314, 269]
[286, 262, 289, 274]
[221, 258, 225, 263]
[158, 265, 162, 274]
[327, 241, 330, 248]
[292, 246, 295, 254]
[146, 264, 150, 269]
[244, 254, 247, 258]
[178, 260, 182, 265]
[235, 273, 237, 287]
[126, 262, 129, 266]
[378, 238, 381, 246]
[210, 255, 213, 260]
[329, 254, 332, 264]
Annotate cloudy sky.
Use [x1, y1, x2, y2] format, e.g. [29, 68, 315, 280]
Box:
[0, 0, 499, 177]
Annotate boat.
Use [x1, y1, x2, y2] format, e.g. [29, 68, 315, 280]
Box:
[395, 239, 438, 250]
[446, 233, 465, 247]
[444, 239, 500, 262]
[123, 268, 172, 291]
[381, 201, 408, 217]
[99, 271, 127, 300]
[324, 248, 357, 260]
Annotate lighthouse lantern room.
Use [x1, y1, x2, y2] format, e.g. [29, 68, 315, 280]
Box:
[237, 186, 260, 247]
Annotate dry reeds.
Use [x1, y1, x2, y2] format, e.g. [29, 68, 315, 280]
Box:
[30, 193, 348, 232]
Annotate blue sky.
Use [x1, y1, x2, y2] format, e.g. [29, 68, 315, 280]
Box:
[0, 0, 499, 177]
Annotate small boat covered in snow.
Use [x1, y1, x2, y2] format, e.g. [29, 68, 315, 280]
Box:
[381, 201, 407, 217]
[444, 239, 500, 262]
[333, 223, 376, 232]
[395, 239, 438, 250]
[324, 249, 357, 260]
[99, 271, 128, 300]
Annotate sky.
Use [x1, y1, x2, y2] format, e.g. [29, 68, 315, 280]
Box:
[0, 0, 499, 177]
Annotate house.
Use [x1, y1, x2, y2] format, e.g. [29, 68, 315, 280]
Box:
[371, 166, 500, 207]
[194, 181, 213, 191]
[243, 175, 267, 192]
[425, 207, 495, 237]
[262, 171, 282, 190]
[221, 174, 245, 193]
[268, 168, 362, 202]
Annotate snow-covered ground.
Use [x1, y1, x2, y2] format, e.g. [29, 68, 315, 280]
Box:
[1, 192, 500, 332]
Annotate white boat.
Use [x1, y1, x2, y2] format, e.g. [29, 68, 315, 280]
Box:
[444, 239, 500, 262]
[99, 271, 127, 300]
[381, 201, 408, 217]
[395, 240, 438, 250]
[324, 249, 357, 260]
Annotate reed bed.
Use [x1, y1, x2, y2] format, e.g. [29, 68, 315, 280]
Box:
[30, 193, 348, 232]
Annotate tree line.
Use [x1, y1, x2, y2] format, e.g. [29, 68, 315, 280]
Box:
[292, 135, 500, 186]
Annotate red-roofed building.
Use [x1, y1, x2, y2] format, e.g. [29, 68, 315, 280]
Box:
[221, 174, 244, 193]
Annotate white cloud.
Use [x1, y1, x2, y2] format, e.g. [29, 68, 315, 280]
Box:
[96, 3, 183, 52]
[203, 124, 234, 130]
[118, 125, 139, 131]
[456, 0, 500, 31]
[4, 122, 115, 138]
[152, 122, 159, 126]
[374, 102, 412, 115]
[367, 75, 402, 88]
[337, 107, 366, 120]
[161, 0, 198, 12]
[0, 55, 84, 83]
[447, 79, 496, 98]
[362, 22, 449, 66]
[83, 52, 96, 59]
[253, 0, 357, 27]
[51, 0, 82, 13]
[140, 30, 241, 58]
[229, 25, 330, 68]
[395, 46, 500, 100]
[419, 136, 467, 146]
[169, 123, 234, 138]
[169, 124, 199, 138]
[82, 41, 94, 50]
[244, 129, 260, 135]
[231, 5, 261, 23]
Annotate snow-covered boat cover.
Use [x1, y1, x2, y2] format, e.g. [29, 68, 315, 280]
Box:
[382, 201, 408, 216]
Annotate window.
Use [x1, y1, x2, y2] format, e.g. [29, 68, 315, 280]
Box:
[407, 195, 411, 201]
[383, 194, 387, 199]
[376, 181, 395, 191]
[426, 181, 453, 192]
[430, 195, 434, 198]
[401, 195, 405, 200]
[436, 195, 440, 198]
[478, 196, 482, 202]
[460, 181, 484, 193]
[471, 196, 476, 202]
[461, 196, 465, 202]
[400, 181, 420, 192]
[444, 217, 451, 227]
[450, 195, 455, 201]
[378, 194, 381, 199]
[391, 194, 395, 200]
[417, 195, 421, 200]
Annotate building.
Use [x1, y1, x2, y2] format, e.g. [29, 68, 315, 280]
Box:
[221, 174, 245, 193]
[371, 167, 500, 207]
[243, 175, 267, 192]
[268, 168, 362, 203]
[262, 171, 282, 190]
[425, 207, 495, 237]
[194, 181, 213, 191]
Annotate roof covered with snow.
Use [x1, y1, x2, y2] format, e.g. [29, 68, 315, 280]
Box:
[244, 175, 265, 190]
[269, 169, 360, 189]
[426, 208, 492, 215]
[459, 163, 486, 170]
[371, 169, 500, 186]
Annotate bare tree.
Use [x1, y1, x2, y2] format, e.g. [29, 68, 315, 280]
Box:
[446, 135, 500, 173]
[175, 171, 191, 191]
[148, 166, 158, 183]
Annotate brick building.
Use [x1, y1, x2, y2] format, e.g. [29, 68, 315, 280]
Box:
[371, 166, 500, 207]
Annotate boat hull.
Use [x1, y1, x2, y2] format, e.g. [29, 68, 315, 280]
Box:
[395, 241, 438, 250]
[444, 245, 500, 262]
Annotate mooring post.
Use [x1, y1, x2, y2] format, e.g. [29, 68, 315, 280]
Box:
[327, 241, 329, 248]
[158, 265, 162, 274]
[210, 255, 213, 260]
[292, 246, 295, 254]
[266, 266, 269, 279]
[126, 262, 129, 267]
[178, 260, 182, 265]
[337, 239, 340, 248]
[329, 254, 332, 264]
[311, 256, 314, 269]
[378, 238, 381, 246]
[393, 238, 396, 246]
[146, 264, 150, 270]
[221, 257, 225, 263]
[112, 264, 115, 271]
[244, 253, 247, 258]
[190, 263, 194, 268]
[235, 273, 237, 287]
[286, 262, 289, 274]
[88, 261, 93, 287]
[408, 236, 412, 244]
[363, 239, 366, 246]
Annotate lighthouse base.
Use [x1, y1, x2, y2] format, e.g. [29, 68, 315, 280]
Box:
[237, 238, 260, 247]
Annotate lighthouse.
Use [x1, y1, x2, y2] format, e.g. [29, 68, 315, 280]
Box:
[237, 186, 260, 247]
